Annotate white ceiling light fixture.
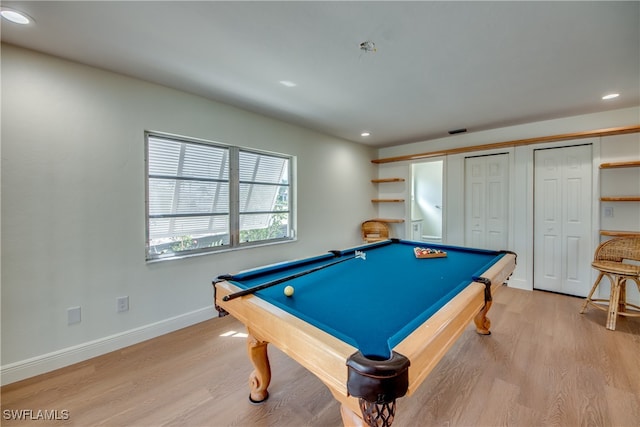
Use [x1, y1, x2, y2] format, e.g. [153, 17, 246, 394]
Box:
[279, 80, 297, 87]
[0, 7, 33, 25]
[361, 132, 371, 137]
[602, 93, 619, 100]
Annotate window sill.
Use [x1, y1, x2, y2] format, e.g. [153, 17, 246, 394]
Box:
[145, 237, 297, 264]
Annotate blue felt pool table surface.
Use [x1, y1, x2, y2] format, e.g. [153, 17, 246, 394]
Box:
[222, 239, 507, 359]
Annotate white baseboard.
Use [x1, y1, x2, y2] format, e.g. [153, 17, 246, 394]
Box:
[506, 277, 531, 291]
[1, 307, 217, 386]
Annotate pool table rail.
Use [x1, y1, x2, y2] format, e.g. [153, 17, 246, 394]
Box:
[395, 251, 516, 394]
[215, 280, 358, 399]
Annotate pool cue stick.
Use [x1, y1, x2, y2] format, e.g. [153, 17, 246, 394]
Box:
[222, 251, 366, 301]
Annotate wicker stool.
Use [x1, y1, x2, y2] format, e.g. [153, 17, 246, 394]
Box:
[580, 237, 640, 330]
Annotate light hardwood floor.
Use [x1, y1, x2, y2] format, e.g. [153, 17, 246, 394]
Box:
[2, 287, 639, 427]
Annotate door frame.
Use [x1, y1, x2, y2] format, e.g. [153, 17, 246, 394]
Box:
[523, 138, 601, 293]
[407, 157, 446, 242]
[444, 148, 516, 252]
[532, 143, 595, 296]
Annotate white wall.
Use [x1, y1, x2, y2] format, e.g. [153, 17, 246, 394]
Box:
[378, 107, 640, 160]
[0, 44, 377, 384]
[374, 108, 639, 294]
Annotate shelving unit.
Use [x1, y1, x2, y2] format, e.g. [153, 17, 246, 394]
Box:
[371, 177, 405, 225]
[599, 160, 640, 237]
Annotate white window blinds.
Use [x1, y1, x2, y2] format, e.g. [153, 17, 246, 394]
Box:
[146, 133, 293, 260]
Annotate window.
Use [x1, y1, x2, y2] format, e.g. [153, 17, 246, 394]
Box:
[145, 132, 294, 261]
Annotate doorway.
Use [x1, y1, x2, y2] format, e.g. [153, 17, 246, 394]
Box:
[411, 160, 443, 243]
[533, 144, 593, 297]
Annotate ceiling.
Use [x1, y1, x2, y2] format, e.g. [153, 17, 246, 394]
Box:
[1, 1, 638, 147]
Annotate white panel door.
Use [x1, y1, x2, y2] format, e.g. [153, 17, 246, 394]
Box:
[534, 145, 592, 296]
[466, 160, 485, 248]
[465, 154, 509, 250]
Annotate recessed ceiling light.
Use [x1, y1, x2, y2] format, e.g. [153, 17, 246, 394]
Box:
[279, 80, 297, 87]
[361, 132, 371, 137]
[0, 8, 32, 25]
[602, 93, 620, 100]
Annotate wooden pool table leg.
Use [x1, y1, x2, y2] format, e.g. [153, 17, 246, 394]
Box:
[339, 400, 398, 427]
[247, 329, 271, 403]
[473, 300, 492, 335]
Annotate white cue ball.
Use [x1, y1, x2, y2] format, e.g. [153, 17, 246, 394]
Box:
[284, 285, 294, 297]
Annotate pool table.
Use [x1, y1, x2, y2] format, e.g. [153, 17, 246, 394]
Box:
[213, 239, 516, 427]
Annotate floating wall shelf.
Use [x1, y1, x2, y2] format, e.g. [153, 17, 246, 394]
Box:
[600, 196, 640, 202]
[600, 230, 640, 237]
[599, 161, 640, 169]
[371, 178, 405, 183]
[370, 218, 405, 223]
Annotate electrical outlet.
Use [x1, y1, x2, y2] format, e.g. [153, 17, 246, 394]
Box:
[604, 206, 614, 218]
[67, 306, 81, 325]
[117, 296, 129, 313]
